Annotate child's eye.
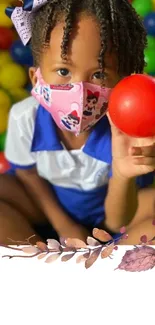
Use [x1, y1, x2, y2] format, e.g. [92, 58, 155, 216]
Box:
[57, 69, 71, 77]
[93, 71, 106, 80]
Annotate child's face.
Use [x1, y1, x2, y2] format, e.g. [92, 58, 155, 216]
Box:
[30, 15, 121, 88]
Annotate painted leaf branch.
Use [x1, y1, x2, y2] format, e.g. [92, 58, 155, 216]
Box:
[1, 222, 155, 270]
[0, 227, 124, 268]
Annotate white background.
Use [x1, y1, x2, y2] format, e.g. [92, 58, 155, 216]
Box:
[0, 246, 154, 325]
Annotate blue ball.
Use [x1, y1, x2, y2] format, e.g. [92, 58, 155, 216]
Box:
[10, 40, 33, 66]
[26, 83, 32, 92]
[144, 13, 155, 36]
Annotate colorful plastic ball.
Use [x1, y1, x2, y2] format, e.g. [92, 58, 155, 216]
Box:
[9, 88, 29, 103]
[108, 74, 155, 138]
[10, 40, 33, 66]
[0, 51, 13, 68]
[0, 152, 10, 174]
[1, 0, 13, 3]
[0, 4, 13, 28]
[0, 63, 27, 89]
[0, 89, 12, 111]
[153, 0, 155, 11]
[144, 48, 155, 75]
[144, 13, 155, 36]
[0, 108, 8, 134]
[147, 35, 155, 49]
[132, 0, 153, 17]
[0, 132, 6, 151]
[0, 27, 14, 50]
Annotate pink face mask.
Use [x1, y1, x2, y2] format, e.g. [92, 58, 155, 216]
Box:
[31, 69, 112, 136]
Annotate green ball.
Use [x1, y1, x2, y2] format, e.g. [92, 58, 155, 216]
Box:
[147, 36, 155, 49]
[132, 0, 153, 17]
[144, 48, 155, 74]
[0, 132, 6, 151]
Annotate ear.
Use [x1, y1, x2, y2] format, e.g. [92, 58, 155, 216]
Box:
[29, 67, 37, 87]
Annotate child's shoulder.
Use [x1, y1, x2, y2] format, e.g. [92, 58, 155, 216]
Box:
[10, 96, 39, 120]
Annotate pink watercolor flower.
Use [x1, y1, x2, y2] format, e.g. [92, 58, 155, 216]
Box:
[117, 246, 155, 272]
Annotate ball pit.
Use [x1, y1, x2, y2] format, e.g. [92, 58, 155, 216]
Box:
[0, 132, 6, 152]
[132, 0, 155, 75]
[0, 62, 28, 89]
[0, 89, 12, 111]
[10, 40, 33, 66]
[0, 4, 13, 28]
[0, 1, 31, 173]
[132, 0, 153, 17]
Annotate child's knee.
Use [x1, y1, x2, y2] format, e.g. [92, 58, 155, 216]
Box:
[0, 174, 18, 199]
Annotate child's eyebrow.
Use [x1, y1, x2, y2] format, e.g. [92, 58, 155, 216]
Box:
[51, 60, 114, 70]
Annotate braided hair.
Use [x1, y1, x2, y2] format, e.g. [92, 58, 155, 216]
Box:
[31, 0, 147, 76]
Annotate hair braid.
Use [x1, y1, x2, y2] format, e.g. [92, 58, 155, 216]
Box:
[93, 0, 109, 71]
[61, 0, 75, 59]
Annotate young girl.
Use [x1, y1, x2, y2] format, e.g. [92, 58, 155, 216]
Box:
[2, 0, 155, 245]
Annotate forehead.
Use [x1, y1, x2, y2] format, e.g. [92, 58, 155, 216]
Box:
[41, 15, 117, 69]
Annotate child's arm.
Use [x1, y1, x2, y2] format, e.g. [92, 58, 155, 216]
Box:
[104, 167, 138, 233]
[5, 102, 90, 241]
[16, 167, 90, 240]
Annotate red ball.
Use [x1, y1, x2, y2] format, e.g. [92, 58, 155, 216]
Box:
[0, 153, 10, 174]
[108, 74, 155, 137]
[0, 27, 14, 50]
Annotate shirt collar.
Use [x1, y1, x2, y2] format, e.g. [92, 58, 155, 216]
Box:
[31, 104, 112, 164]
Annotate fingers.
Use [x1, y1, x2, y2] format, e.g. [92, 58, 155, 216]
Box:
[131, 143, 155, 157]
[133, 157, 155, 167]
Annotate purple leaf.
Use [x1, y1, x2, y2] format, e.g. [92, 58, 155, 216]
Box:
[36, 241, 49, 252]
[65, 238, 87, 249]
[61, 253, 75, 262]
[87, 236, 100, 246]
[83, 251, 91, 259]
[117, 246, 155, 272]
[37, 252, 48, 260]
[140, 235, 148, 244]
[47, 239, 60, 250]
[101, 243, 114, 259]
[85, 247, 102, 269]
[22, 246, 39, 254]
[121, 233, 129, 240]
[45, 253, 60, 263]
[92, 228, 113, 242]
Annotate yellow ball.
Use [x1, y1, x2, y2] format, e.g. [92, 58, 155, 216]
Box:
[1, 0, 12, 3]
[0, 63, 28, 89]
[0, 51, 13, 69]
[153, 0, 155, 10]
[0, 89, 11, 111]
[0, 1, 12, 4]
[0, 108, 8, 134]
[9, 88, 30, 103]
[0, 4, 13, 28]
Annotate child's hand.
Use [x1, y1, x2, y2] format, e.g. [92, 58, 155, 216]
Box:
[107, 113, 155, 178]
[58, 223, 91, 242]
